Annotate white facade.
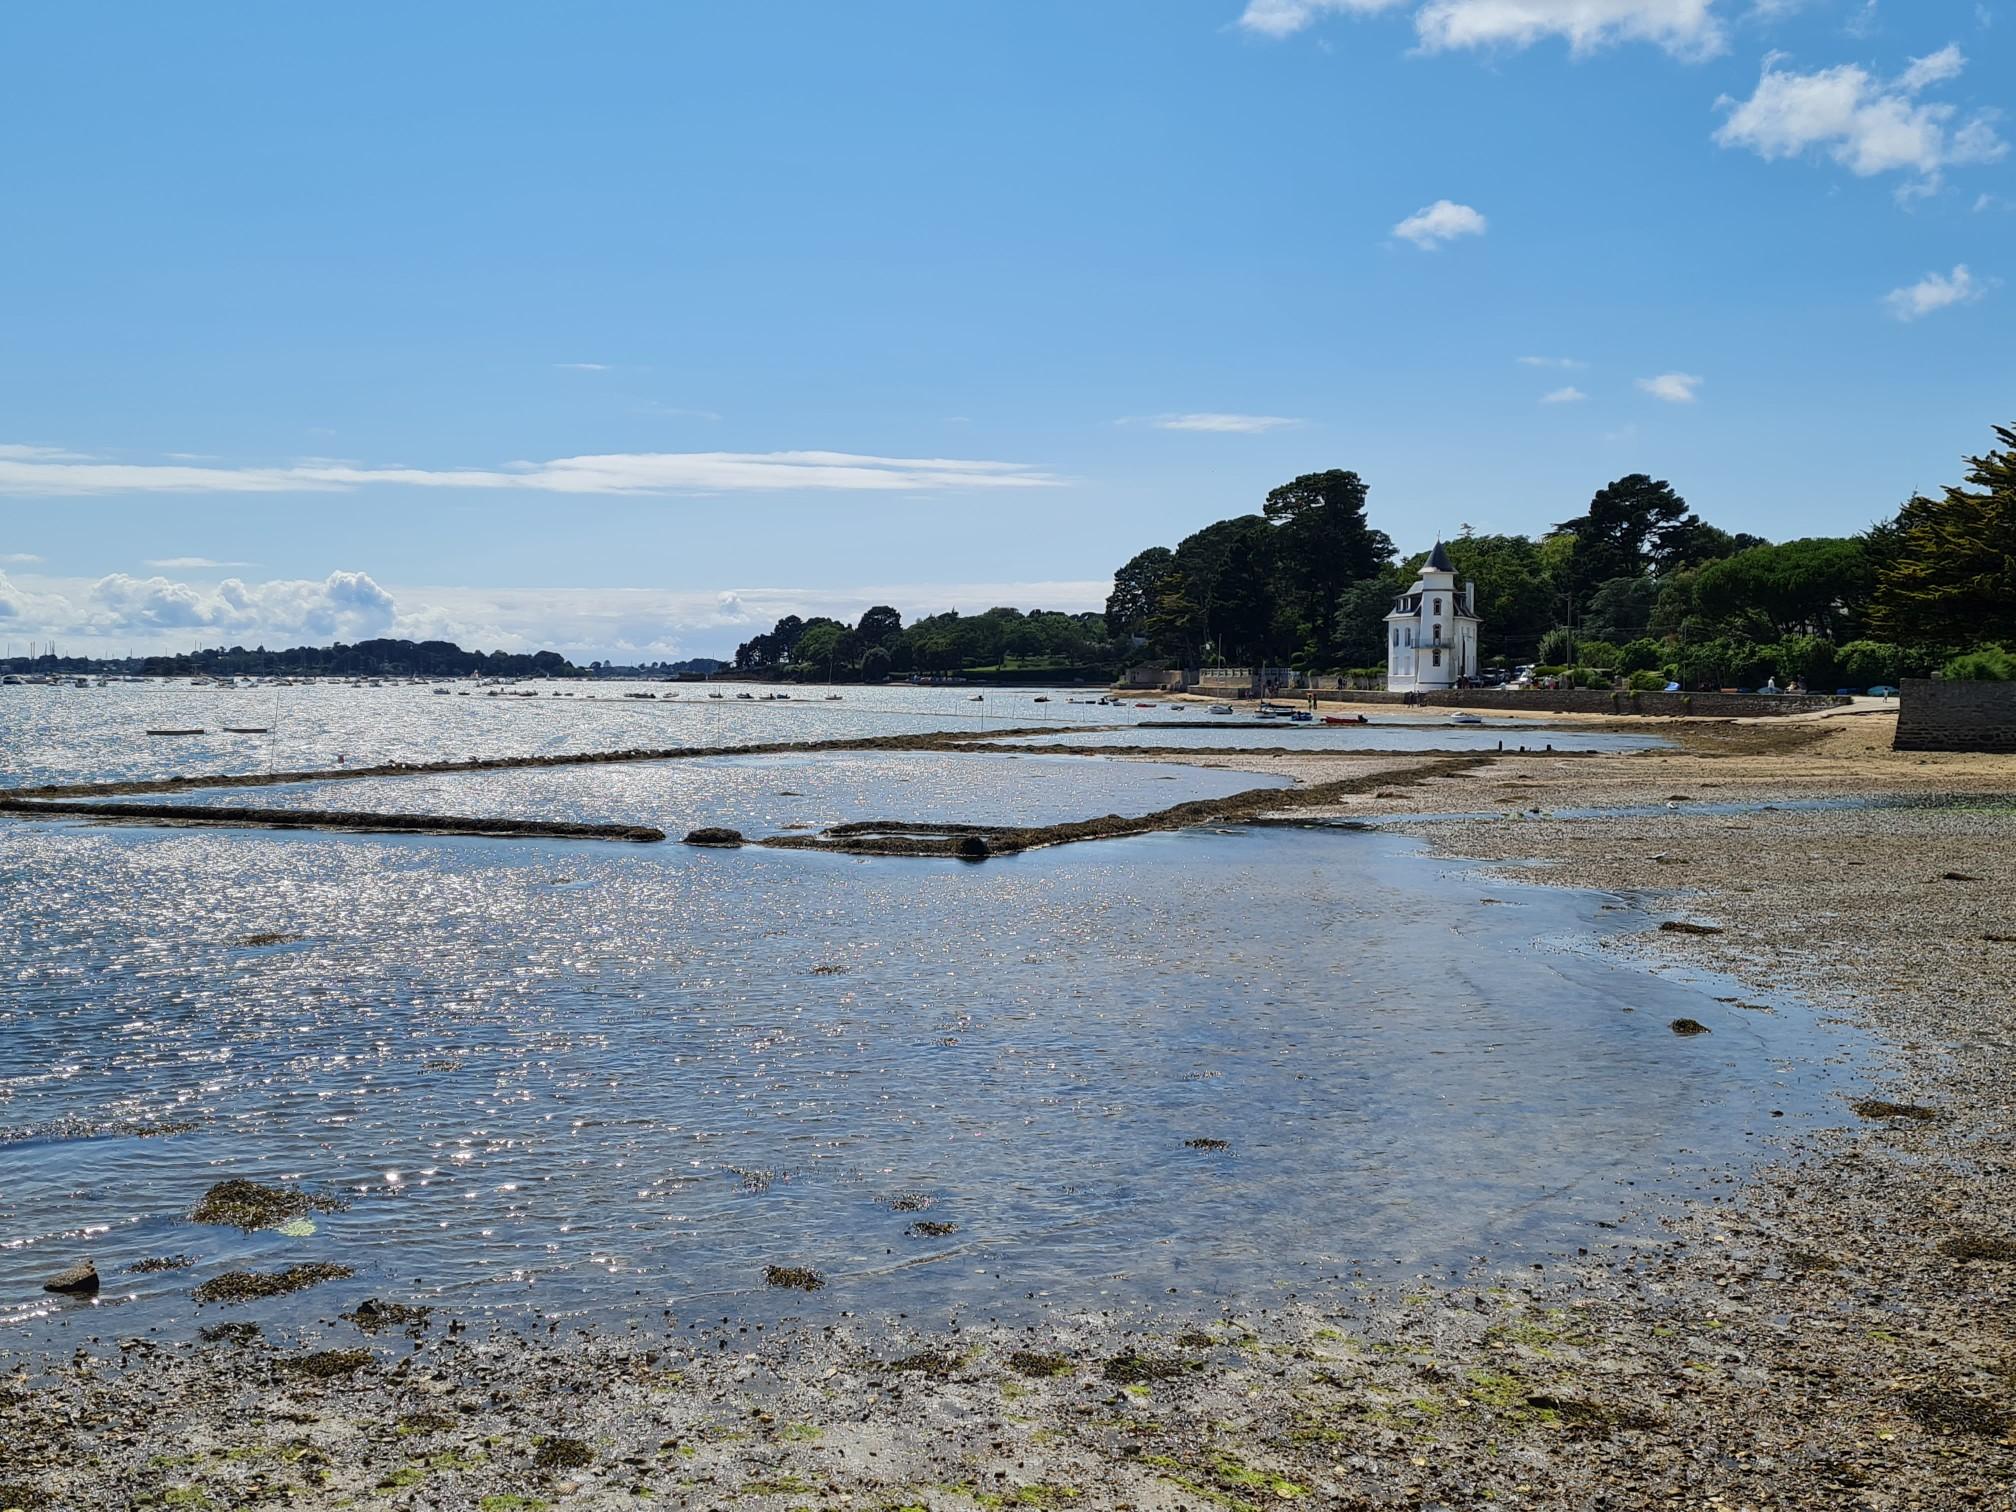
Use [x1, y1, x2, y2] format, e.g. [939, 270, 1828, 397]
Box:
[1385, 541, 1481, 692]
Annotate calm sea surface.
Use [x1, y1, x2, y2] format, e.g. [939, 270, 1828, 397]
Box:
[1, 683, 1846, 1350]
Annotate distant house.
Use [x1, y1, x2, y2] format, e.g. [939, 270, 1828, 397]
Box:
[1385, 541, 1481, 693]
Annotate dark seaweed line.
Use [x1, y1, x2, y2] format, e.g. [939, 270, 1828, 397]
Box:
[752, 754, 1496, 858]
[2, 727, 1077, 801]
[0, 797, 666, 844]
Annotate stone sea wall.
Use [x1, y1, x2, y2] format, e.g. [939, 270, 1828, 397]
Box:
[1197, 687, 1850, 719]
[1893, 678, 2016, 752]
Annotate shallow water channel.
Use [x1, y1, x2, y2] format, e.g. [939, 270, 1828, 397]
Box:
[0, 755, 1863, 1349]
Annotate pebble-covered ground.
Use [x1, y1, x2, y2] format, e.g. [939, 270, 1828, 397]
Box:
[5, 711, 2013, 1510]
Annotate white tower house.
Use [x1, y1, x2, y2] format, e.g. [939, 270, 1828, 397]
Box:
[1385, 541, 1481, 693]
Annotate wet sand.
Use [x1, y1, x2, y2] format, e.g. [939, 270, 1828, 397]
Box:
[5, 712, 2014, 1510]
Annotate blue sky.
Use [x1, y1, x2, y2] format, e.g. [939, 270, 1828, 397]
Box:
[1, 1, 2009, 659]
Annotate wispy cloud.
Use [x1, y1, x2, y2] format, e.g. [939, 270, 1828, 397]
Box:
[1392, 199, 1486, 248]
[1144, 413, 1305, 433]
[1, 552, 43, 564]
[1238, 0, 1727, 58]
[0, 448, 1064, 499]
[0, 568, 1112, 660]
[1714, 45, 2007, 197]
[1636, 372, 1704, 403]
[554, 362, 612, 371]
[0, 443, 93, 462]
[1883, 263, 1994, 320]
[147, 556, 256, 569]
[1517, 355, 1587, 369]
[1541, 386, 1589, 404]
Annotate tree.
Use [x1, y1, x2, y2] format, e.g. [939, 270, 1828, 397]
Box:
[1870, 423, 2016, 647]
[1261, 470, 1392, 664]
[1105, 547, 1175, 643]
[860, 645, 892, 682]
[1553, 475, 1698, 594]
[1693, 538, 1872, 641]
[1581, 575, 1660, 644]
[855, 605, 903, 647]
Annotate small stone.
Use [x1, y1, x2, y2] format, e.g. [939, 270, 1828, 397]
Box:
[43, 1259, 98, 1295]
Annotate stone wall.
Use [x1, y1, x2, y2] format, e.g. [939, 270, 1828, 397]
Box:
[1279, 688, 1849, 719]
[1893, 678, 2016, 752]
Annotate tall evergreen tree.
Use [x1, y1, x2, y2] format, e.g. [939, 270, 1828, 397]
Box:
[1262, 470, 1392, 663]
[1870, 423, 2016, 646]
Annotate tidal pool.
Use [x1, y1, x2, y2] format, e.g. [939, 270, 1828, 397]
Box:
[0, 810, 1860, 1350]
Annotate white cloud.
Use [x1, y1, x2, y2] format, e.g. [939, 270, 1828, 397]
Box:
[1149, 413, 1305, 433]
[0, 448, 1062, 499]
[1, 552, 42, 564]
[1517, 355, 1588, 368]
[1636, 372, 1704, 402]
[148, 556, 255, 569]
[554, 362, 611, 371]
[1237, 0, 1405, 40]
[1541, 386, 1589, 403]
[1714, 46, 2007, 195]
[0, 569, 1111, 660]
[1883, 263, 1993, 320]
[1239, 0, 1726, 57]
[0, 443, 92, 462]
[1393, 199, 1487, 247]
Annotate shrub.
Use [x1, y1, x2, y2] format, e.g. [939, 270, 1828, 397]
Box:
[1569, 667, 1608, 689]
[1619, 638, 1665, 673]
[1536, 629, 1574, 666]
[1943, 645, 2016, 681]
[1627, 669, 1669, 692]
[1572, 639, 1622, 670]
[1836, 640, 1903, 688]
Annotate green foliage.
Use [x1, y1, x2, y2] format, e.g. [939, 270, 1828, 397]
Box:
[1262, 470, 1393, 665]
[1836, 640, 1904, 688]
[1553, 474, 1702, 591]
[1693, 537, 1872, 640]
[860, 645, 891, 683]
[1943, 644, 2016, 680]
[1626, 669, 1669, 691]
[1105, 547, 1175, 643]
[1871, 423, 2016, 646]
[1619, 637, 1665, 673]
[1536, 629, 1573, 666]
[1571, 639, 1622, 670]
[1581, 576, 1659, 643]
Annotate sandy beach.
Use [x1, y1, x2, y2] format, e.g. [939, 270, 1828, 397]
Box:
[5, 711, 2013, 1511]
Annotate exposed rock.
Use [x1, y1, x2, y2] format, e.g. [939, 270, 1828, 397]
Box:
[683, 826, 745, 847]
[41, 1260, 98, 1295]
[1658, 920, 1724, 936]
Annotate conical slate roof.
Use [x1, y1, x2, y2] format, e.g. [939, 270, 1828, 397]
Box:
[1426, 540, 1454, 572]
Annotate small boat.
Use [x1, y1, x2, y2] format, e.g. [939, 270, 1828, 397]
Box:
[968, 694, 984, 701]
[1289, 710, 1314, 723]
[432, 687, 452, 695]
[222, 726, 269, 734]
[1134, 702, 1155, 709]
[146, 727, 205, 736]
[1448, 713, 1484, 725]
[736, 692, 755, 700]
[1323, 714, 1369, 726]
[1209, 704, 1235, 715]
[824, 694, 843, 701]
[708, 692, 725, 699]
[1032, 696, 1049, 703]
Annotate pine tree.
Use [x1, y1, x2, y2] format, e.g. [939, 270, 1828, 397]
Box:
[1870, 424, 2016, 647]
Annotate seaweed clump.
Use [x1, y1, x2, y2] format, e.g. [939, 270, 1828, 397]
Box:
[907, 1220, 958, 1238]
[288, 1348, 373, 1379]
[192, 1263, 354, 1304]
[1939, 1233, 2016, 1263]
[1102, 1353, 1186, 1385]
[130, 1255, 192, 1274]
[532, 1437, 595, 1471]
[189, 1178, 346, 1231]
[1851, 1099, 1940, 1122]
[1008, 1351, 1074, 1378]
[764, 1265, 824, 1292]
[884, 1351, 960, 1378]
[1183, 1138, 1231, 1152]
[1900, 1387, 2011, 1437]
[343, 1297, 433, 1333]
[1668, 1018, 1711, 1036]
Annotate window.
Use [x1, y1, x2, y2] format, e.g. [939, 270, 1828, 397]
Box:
[1406, 628, 1414, 647]
[1432, 648, 1442, 667]
[1433, 597, 1441, 615]
[1392, 628, 1399, 646]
